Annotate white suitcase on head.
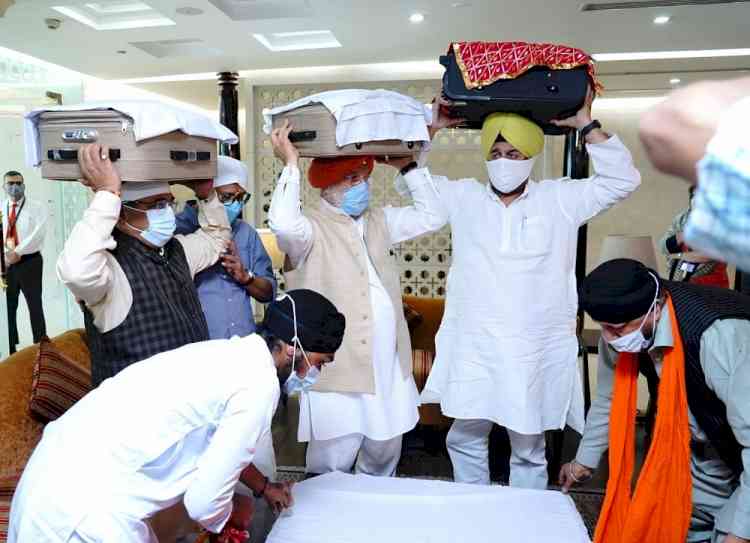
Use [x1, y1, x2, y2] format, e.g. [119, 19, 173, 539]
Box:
[39, 110, 218, 182]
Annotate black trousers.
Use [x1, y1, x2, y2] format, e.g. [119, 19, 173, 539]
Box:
[7, 251, 46, 352]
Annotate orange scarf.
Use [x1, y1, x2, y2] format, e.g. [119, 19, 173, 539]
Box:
[594, 296, 693, 543]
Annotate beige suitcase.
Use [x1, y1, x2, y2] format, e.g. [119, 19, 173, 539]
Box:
[39, 110, 218, 182]
[271, 103, 424, 158]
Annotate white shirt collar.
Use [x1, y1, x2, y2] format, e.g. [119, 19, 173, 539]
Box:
[485, 180, 533, 204]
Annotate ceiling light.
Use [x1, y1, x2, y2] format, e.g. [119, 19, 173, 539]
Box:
[409, 12, 425, 23]
[116, 49, 127, 54]
[52, 2, 175, 30]
[593, 48, 750, 61]
[175, 6, 203, 16]
[451, 2, 471, 7]
[253, 30, 341, 52]
[670, 78, 681, 84]
[653, 14, 671, 24]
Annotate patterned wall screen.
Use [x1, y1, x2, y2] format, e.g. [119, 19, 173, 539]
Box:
[253, 81, 564, 298]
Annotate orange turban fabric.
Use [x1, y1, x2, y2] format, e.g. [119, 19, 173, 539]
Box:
[308, 156, 375, 189]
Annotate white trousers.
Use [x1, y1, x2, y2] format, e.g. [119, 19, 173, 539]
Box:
[446, 419, 548, 490]
[306, 433, 403, 476]
[69, 513, 158, 543]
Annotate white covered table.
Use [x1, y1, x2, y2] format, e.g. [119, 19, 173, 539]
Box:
[267, 472, 591, 543]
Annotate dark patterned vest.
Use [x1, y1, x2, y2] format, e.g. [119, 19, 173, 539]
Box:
[664, 281, 750, 474]
[83, 231, 209, 386]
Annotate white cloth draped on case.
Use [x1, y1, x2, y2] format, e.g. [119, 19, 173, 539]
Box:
[266, 472, 591, 543]
[24, 100, 239, 167]
[262, 89, 432, 148]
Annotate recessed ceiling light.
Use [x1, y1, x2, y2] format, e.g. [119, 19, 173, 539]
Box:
[593, 48, 750, 62]
[653, 15, 671, 24]
[175, 6, 203, 16]
[409, 12, 425, 23]
[253, 30, 341, 52]
[116, 49, 127, 54]
[670, 78, 681, 84]
[52, 3, 175, 30]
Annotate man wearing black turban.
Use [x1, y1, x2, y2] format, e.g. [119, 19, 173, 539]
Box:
[560, 258, 750, 543]
[8, 289, 345, 543]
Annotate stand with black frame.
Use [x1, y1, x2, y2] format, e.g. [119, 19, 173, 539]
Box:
[546, 129, 591, 481]
[0, 208, 8, 357]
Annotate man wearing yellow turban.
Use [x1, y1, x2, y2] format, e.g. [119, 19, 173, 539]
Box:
[409, 89, 641, 490]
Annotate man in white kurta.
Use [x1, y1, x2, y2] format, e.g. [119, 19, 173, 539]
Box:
[8, 289, 346, 543]
[418, 91, 641, 489]
[268, 122, 444, 476]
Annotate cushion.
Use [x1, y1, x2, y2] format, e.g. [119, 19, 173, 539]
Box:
[0, 472, 20, 543]
[412, 349, 434, 393]
[29, 335, 92, 423]
[403, 302, 424, 333]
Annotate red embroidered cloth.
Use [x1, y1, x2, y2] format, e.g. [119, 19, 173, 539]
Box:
[450, 41, 602, 92]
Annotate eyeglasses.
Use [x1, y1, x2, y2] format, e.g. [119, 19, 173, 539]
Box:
[217, 192, 251, 205]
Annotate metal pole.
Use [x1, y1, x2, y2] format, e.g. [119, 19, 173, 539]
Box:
[564, 129, 592, 415]
[217, 71, 240, 159]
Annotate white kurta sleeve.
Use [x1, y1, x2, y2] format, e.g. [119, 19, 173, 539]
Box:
[267, 164, 314, 269]
[14, 200, 48, 256]
[700, 319, 750, 540]
[575, 338, 617, 469]
[183, 388, 276, 534]
[56, 191, 121, 308]
[383, 168, 447, 245]
[555, 135, 642, 226]
[175, 192, 231, 278]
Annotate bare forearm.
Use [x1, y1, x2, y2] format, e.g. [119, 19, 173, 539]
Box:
[245, 276, 273, 303]
[639, 77, 750, 183]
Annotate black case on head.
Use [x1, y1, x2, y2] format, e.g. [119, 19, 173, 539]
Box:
[440, 52, 590, 135]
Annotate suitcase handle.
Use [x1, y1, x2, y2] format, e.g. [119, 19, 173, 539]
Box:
[289, 130, 317, 143]
[47, 148, 121, 162]
[170, 150, 211, 162]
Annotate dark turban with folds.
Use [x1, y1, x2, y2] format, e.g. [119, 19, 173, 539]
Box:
[263, 289, 346, 353]
[579, 258, 661, 324]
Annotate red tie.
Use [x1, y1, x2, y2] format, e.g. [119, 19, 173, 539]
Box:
[8, 202, 19, 246]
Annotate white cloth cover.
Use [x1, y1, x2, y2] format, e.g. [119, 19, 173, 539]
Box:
[266, 472, 590, 543]
[261, 89, 432, 148]
[214, 156, 248, 190]
[24, 100, 239, 167]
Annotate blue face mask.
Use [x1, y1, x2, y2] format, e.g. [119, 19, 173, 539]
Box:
[124, 205, 176, 248]
[340, 182, 370, 217]
[224, 200, 243, 224]
[284, 360, 320, 396]
[6, 184, 24, 201]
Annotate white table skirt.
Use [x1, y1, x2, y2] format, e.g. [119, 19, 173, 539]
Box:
[267, 472, 591, 543]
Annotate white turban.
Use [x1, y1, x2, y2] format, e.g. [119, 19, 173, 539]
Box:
[121, 181, 171, 202]
[214, 156, 248, 190]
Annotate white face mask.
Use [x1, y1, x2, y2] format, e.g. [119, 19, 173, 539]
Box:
[486, 156, 536, 194]
[606, 275, 660, 353]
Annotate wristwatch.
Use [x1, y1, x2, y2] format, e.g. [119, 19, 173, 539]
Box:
[580, 120, 602, 140]
[399, 161, 419, 176]
[241, 271, 255, 287]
